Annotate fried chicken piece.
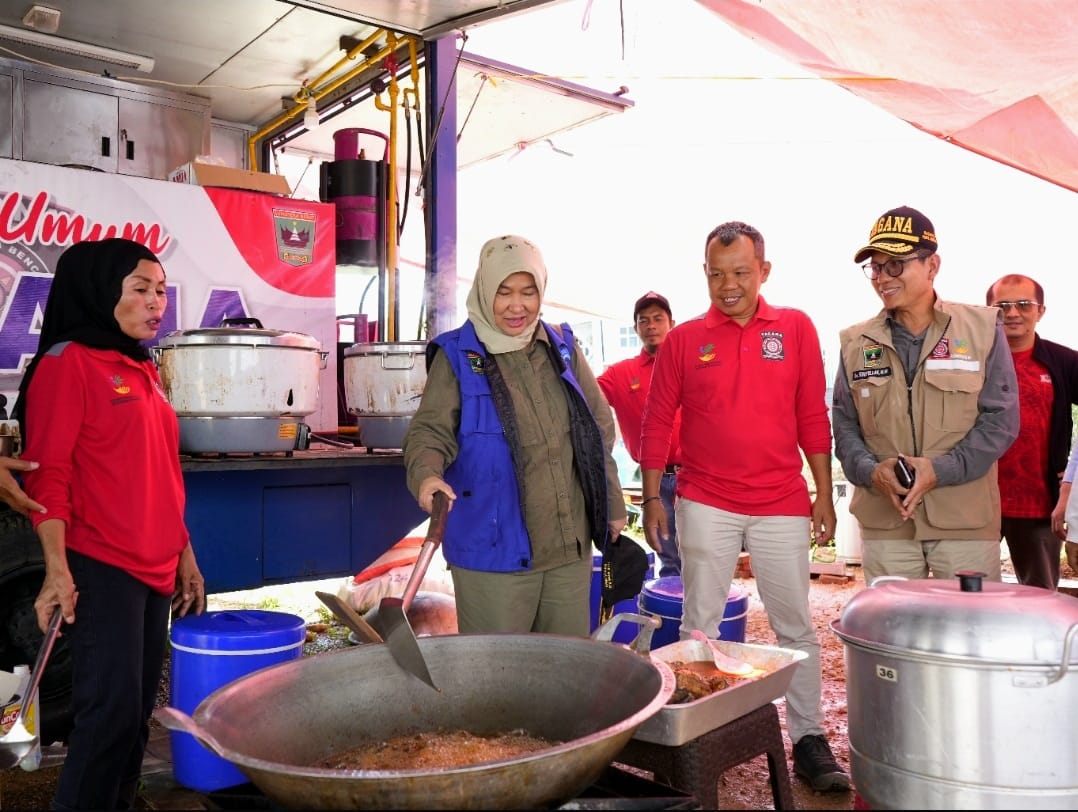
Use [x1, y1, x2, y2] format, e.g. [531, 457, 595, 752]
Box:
[667, 660, 732, 703]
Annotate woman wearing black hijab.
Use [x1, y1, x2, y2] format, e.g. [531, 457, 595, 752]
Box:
[18, 238, 204, 810]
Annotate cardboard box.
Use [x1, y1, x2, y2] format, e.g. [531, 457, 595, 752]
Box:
[168, 161, 291, 195]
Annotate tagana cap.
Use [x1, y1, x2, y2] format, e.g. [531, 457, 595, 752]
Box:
[600, 533, 650, 620]
[854, 205, 938, 263]
[633, 291, 672, 320]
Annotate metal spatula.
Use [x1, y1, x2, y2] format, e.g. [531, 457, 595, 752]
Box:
[0, 607, 62, 770]
[369, 490, 449, 691]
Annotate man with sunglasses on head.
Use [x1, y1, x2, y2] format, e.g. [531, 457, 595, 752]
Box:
[831, 206, 1018, 584]
[984, 276, 1078, 590]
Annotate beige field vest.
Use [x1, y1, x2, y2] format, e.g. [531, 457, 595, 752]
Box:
[839, 300, 1001, 540]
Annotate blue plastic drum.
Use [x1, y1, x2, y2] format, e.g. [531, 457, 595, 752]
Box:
[169, 610, 307, 792]
[638, 576, 749, 649]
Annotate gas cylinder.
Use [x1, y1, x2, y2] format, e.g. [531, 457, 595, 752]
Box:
[320, 128, 388, 267]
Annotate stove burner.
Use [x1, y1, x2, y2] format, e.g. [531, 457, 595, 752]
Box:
[180, 450, 297, 459]
[202, 764, 699, 810]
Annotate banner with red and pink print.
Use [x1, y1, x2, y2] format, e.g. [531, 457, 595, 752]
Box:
[0, 158, 338, 432]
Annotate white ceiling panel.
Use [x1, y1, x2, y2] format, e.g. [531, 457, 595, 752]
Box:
[281, 0, 567, 39]
[0, 0, 621, 170]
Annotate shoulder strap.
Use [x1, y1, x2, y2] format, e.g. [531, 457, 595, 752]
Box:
[559, 322, 574, 346]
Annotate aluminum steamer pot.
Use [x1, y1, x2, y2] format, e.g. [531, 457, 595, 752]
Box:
[155, 633, 675, 810]
[153, 319, 328, 452]
[155, 320, 327, 417]
[831, 572, 1078, 809]
[343, 341, 427, 450]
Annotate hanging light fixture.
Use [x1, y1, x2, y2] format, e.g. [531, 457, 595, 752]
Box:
[22, 5, 61, 34]
[303, 97, 319, 129]
[0, 22, 155, 72]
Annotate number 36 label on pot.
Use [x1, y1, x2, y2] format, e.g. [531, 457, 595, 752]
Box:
[875, 663, 898, 682]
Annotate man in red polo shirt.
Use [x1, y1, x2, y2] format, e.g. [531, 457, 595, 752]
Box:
[985, 274, 1078, 590]
[598, 292, 682, 576]
[640, 221, 847, 793]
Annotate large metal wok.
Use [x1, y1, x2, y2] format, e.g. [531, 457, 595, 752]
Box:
[155, 632, 675, 810]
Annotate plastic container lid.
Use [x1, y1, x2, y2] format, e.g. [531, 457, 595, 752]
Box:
[170, 610, 306, 653]
[640, 577, 745, 617]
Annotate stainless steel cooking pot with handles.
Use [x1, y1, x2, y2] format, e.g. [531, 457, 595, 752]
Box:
[153, 317, 328, 418]
[342, 341, 427, 450]
[831, 571, 1078, 809]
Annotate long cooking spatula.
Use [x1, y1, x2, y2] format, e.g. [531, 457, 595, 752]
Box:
[371, 490, 449, 691]
[0, 607, 62, 770]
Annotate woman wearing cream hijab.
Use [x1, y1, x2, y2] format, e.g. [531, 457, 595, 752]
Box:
[404, 235, 626, 635]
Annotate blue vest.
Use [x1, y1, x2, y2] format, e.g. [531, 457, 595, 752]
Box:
[432, 320, 589, 572]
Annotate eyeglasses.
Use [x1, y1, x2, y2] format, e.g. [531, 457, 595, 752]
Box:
[860, 255, 924, 281]
[993, 300, 1041, 313]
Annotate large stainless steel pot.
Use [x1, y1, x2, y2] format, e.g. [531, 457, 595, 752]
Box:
[343, 341, 427, 450]
[153, 318, 328, 453]
[156, 319, 327, 417]
[831, 572, 1078, 809]
[155, 633, 675, 810]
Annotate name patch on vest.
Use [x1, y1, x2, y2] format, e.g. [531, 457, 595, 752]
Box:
[925, 358, 981, 372]
[852, 367, 892, 381]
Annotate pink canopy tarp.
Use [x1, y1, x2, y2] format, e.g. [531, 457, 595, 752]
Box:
[697, 0, 1078, 193]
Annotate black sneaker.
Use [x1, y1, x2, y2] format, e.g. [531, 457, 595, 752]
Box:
[792, 734, 851, 792]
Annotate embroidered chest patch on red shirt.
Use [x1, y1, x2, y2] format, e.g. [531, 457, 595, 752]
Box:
[761, 331, 785, 361]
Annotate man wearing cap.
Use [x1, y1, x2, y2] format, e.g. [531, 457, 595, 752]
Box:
[640, 221, 846, 793]
[597, 292, 682, 577]
[832, 206, 1019, 585]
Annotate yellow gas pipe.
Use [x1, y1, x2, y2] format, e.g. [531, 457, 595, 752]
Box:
[370, 31, 405, 342]
[398, 39, 422, 341]
[246, 31, 423, 345]
[401, 37, 422, 119]
[245, 29, 395, 171]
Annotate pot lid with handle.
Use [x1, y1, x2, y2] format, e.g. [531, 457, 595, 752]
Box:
[156, 317, 321, 350]
[832, 571, 1078, 665]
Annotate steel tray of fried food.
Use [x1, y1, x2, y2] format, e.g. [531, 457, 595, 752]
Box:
[633, 638, 807, 746]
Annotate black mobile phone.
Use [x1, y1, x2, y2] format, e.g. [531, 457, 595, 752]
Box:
[895, 458, 915, 489]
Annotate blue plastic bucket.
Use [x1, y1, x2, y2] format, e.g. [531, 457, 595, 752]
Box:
[169, 610, 307, 792]
[589, 551, 655, 643]
[638, 576, 749, 649]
